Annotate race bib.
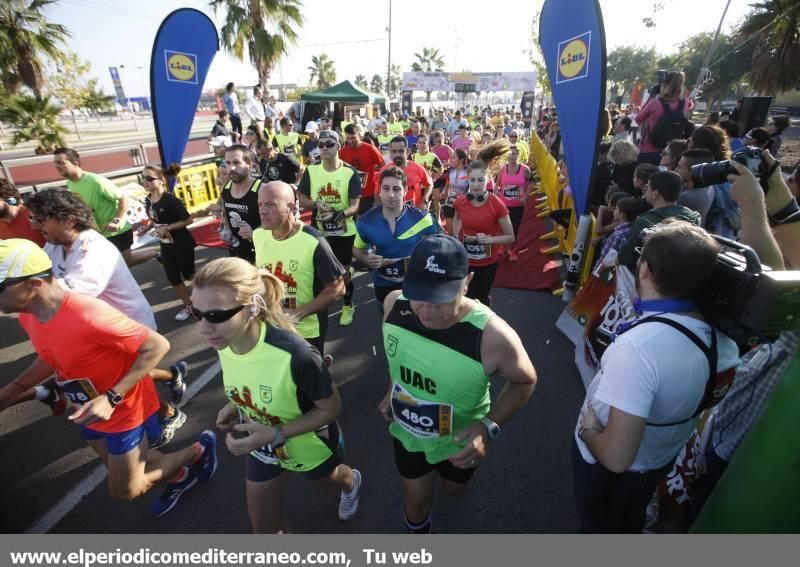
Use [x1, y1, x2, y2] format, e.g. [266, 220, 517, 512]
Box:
[391, 383, 453, 439]
[58, 378, 99, 406]
[464, 239, 491, 260]
[250, 444, 289, 464]
[502, 185, 520, 200]
[377, 258, 410, 283]
[283, 145, 295, 155]
[446, 192, 460, 206]
[321, 218, 345, 236]
[357, 171, 368, 189]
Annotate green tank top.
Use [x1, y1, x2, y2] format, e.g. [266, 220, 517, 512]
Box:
[377, 134, 394, 155]
[413, 151, 436, 173]
[383, 296, 493, 463]
[307, 163, 358, 237]
[219, 323, 334, 471]
[252, 225, 323, 338]
[274, 132, 300, 157]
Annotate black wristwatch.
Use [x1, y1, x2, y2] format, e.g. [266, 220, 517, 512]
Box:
[106, 389, 124, 407]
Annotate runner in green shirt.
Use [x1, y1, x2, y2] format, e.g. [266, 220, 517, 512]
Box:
[379, 234, 538, 533]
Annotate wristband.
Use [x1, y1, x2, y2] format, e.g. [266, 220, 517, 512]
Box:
[768, 199, 800, 226]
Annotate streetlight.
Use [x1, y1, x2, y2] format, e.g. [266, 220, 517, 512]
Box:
[118, 64, 144, 131]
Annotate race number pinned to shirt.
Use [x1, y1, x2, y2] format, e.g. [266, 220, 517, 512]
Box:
[391, 383, 453, 439]
[283, 145, 295, 155]
[357, 171, 368, 189]
[57, 377, 100, 406]
[377, 257, 410, 283]
[502, 185, 520, 200]
[321, 218, 345, 236]
[463, 239, 491, 260]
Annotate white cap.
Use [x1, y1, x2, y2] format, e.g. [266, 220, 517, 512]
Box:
[210, 135, 232, 147]
[305, 121, 319, 133]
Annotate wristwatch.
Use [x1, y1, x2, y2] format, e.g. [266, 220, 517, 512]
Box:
[479, 417, 501, 440]
[106, 389, 124, 407]
[269, 425, 287, 451]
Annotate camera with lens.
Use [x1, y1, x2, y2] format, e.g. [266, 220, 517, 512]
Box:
[689, 146, 770, 191]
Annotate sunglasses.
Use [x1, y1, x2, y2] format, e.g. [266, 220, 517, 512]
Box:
[142, 175, 159, 182]
[317, 141, 337, 149]
[191, 305, 245, 323]
[0, 271, 51, 293]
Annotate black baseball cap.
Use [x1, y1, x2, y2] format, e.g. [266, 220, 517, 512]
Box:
[402, 235, 469, 303]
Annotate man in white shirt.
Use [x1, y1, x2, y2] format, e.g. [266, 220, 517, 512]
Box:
[27, 189, 190, 447]
[264, 95, 279, 120]
[243, 86, 266, 135]
[573, 221, 739, 533]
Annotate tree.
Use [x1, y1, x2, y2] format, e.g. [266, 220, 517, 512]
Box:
[0, 0, 70, 97]
[355, 74, 368, 90]
[370, 74, 384, 94]
[527, 12, 551, 96]
[737, 0, 800, 94]
[308, 53, 336, 89]
[388, 64, 402, 98]
[0, 95, 67, 154]
[210, 0, 304, 88]
[411, 47, 445, 101]
[81, 81, 114, 116]
[606, 46, 659, 98]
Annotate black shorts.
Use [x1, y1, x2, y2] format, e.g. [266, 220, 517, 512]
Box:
[246, 423, 344, 482]
[326, 235, 355, 267]
[392, 437, 476, 485]
[160, 232, 196, 286]
[106, 229, 134, 253]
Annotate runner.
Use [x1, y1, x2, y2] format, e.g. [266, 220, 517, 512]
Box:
[53, 148, 158, 268]
[411, 134, 444, 217]
[453, 141, 515, 306]
[191, 257, 360, 533]
[377, 123, 394, 161]
[377, 137, 433, 210]
[301, 121, 322, 166]
[340, 123, 385, 215]
[141, 165, 197, 322]
[257, 140, 300, 185]
[0, 180, 45, 246]
[440, 149, 470, 235]
[379, 234, 537, 533]
[26, 189, 189, 447]
[507, 130, 529, 165]
[494, 144, 532, 260]
[220, 145, 263, 264]
[253, 181, 345, 357]
[297, 131, 361, 327]
[352, 166, 442, 309]
[272, 117, 302, 163]
[0, 239, 217, 518]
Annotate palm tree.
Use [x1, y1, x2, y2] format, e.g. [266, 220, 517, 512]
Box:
[210, 0, 304, 88]
[411, 47, 445, 101]
[81, 81, 114, 117]
[308, 54, 336, 89]
[0, 95, 68, 154]
[388, 64, 402, 98]
[370, 74, 384, 94]
[737, 0, 800, 94]
[0, 0, 70, 97]
[355, 74, 368, 90]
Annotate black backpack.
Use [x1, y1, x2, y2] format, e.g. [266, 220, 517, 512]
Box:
[649, 98, 693, 149]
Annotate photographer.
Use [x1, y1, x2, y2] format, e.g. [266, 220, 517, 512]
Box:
[690, 151, 800, 521]
[636, 71, 694, 165]
[573, 221, 741, 533]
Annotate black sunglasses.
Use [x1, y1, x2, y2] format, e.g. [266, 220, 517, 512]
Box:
[142, 175, 159, 182]
[317, 141, 337, 149]
[0, 271, 51, 293]
[191, 305, 245, 323]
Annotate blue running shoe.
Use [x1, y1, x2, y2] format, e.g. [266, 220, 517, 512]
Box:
[150, 467, 198, 518]
[193, 430, 218, 483]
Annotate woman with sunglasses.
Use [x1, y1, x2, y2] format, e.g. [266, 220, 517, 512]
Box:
[191, 257, 361, 533]
[453, 141, 515, 306]
[141, 165, 196, 322]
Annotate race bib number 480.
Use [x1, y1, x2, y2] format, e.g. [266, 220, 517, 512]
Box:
[391, 383, 453, 439]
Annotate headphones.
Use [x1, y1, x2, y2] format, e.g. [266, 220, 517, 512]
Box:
[3, 197, 18, 206]
[467, 192, 487, 202]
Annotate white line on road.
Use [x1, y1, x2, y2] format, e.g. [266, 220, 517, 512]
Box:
[25, 361, 222, 533]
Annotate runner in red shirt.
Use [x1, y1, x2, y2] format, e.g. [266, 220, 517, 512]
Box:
[0, 239, 218, 518]
[376, 136, 432, 208]
[0, 181, 45, 246]
[453, 141, 515, 306]
[340, 124, 385, 215]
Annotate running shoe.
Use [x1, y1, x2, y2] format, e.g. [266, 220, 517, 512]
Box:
[169, 361, 188, 405]
[149, 467, 198, 518]
[339, 304, 355, 327]
[36, 379, 67, 417]
[193, 430, 218, 483]
[338, 468, 362, 521]
[152, 409, 187, 449]
[174, 305, 193, 322]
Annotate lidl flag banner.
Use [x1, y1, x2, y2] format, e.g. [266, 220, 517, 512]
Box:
[150, 9, 218, 184]
[539, 0, 607, 216]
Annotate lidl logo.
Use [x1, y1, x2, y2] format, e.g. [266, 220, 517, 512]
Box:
[165, 50, 198, 84]
[556, 32, 591, 84]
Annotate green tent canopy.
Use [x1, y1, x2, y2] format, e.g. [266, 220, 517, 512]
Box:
[300, 80, 386, 103]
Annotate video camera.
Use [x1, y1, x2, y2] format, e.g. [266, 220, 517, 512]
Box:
[690, 146, 771, 192]
[648, 70, 669, 96]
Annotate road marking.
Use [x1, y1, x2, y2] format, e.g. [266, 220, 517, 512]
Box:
[25, 361, 222, 533]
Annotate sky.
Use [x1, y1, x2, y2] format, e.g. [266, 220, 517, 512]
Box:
[43, 0, 753, 98]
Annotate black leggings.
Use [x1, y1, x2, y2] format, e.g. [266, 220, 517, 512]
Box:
[508, 206, 524, 240]
[466, 262, 498, 306]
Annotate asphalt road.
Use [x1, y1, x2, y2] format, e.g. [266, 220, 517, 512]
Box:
[0, 245, 586, 534]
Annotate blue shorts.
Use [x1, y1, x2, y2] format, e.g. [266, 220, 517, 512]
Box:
[81, 412, 162, 456]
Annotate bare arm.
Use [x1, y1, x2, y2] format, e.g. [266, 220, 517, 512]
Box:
[0, 357, 56, 412]
[293, 277, 345, 321]
[578, 405, 646, 474]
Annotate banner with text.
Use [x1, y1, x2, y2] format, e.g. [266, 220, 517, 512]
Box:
[150, 8, 218, 186]
[539, 0, 607, 216]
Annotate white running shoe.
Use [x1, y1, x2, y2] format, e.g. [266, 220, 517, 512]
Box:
[338, 468, 362, 521]
[175, 305, 193, 321]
